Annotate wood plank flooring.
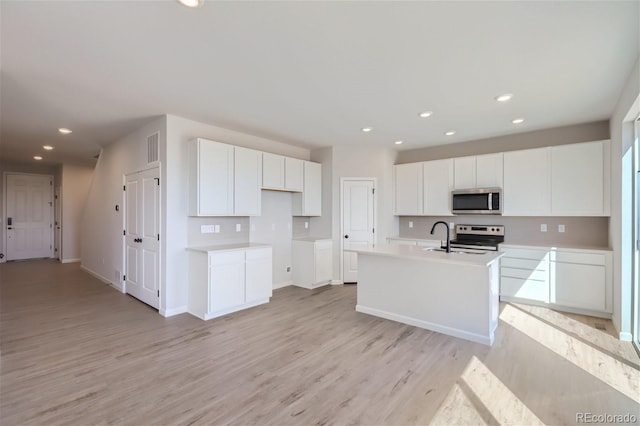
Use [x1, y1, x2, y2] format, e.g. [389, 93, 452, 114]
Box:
[1, 260, 638, 425]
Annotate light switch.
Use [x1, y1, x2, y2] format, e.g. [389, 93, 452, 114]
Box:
[214, 225, 220, 233]
[409, 221, 413, 228]
[558, 224, 565, 233]
[540, 224, 547, 232]
[236, 223, 241, 232]
[304, 221, 309, 229]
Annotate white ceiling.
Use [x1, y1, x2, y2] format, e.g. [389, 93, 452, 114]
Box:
[1, 0, 638, 164]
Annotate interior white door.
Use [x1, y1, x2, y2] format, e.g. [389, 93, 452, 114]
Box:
[125, 168, 160, 309]
[342, 179, 375, 283]
[54, 186, 62, 260]
[5, 173, 53, 261]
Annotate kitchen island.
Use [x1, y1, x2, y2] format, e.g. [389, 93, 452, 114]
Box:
[348, 244, 503, 346]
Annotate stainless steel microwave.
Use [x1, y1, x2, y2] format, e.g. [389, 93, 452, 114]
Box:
[451, 188, 502, 215]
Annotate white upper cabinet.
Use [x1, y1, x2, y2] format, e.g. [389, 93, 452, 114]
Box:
[503, 147, 551, 216]
[454, 153, 503, 189]
[393, 162, 423, 215]
[550, 140, 609, 216]
[285, 157, 303, 192]
[262, 153, 303, 192]
[262, 152, 285, 190]
[476, 153, 504, 188]
[234, 146, 262, 216]
[189, 138, 234, 216]
[453, 156, 476, 189]
[423, 159, 454, 216]
[293, 161, 322, 216]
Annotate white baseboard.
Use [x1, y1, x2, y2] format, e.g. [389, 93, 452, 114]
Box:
[61, 258, 81, 264]
[273, 280, 292, 290]
[356, 304, 493, 346]
[331, 280, 343, 285]
[160, 306, 188, 317]
[80, 265, 111, 284]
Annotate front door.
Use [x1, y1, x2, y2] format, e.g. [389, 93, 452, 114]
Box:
[125, 168, 160, 309]
[5, 173, 53, 261]
[341, 178, 375, 283]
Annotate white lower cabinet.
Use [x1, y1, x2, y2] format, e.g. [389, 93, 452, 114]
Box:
[500, 245, 612, 317]
[292, 238, 333, 289]
[188, 245, 273, 320]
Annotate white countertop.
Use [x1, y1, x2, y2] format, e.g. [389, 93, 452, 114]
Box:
[187, 243, 271, 253]
[347, 243, 503, 267]
[292, 236, 332, 242]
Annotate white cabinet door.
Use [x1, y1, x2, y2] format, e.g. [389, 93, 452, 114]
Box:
[234, 146, 262, 216]
[292, 161, 322, 216]
[394, 163, 423, 215]
[285, 157, 303, 192]
[189, 139, 234, 216]
[423, 159, 454, 216]
[315, 240, 333, 284]
[476, 153, 503, 188]
[262, 152, 285, 189]
[245, 248, 273, 303]
[454, 156, 476, 189]
[503, 147, 551, 216]
[551, 140, 605, 216]
[551, 262, 606, 312]
[210, 251, 245, 312]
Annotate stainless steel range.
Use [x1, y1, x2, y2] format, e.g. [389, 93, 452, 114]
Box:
[449, 225, 505, 251]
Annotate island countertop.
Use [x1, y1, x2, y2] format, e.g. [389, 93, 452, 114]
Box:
[346, 243, 503, 267]
[186, 243, 271, 253]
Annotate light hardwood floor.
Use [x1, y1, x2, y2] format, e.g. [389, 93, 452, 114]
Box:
[1, 260, 638, 425]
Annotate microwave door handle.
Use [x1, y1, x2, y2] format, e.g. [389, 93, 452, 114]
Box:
[488, 193, 492, 210]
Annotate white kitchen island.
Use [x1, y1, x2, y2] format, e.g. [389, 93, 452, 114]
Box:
[348, 244, 503, 346]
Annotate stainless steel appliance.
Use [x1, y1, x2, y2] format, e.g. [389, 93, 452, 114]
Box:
[449, 224, 504, 252]
[451, 188, 502, 215]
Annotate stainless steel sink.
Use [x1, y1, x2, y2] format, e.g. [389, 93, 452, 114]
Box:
[422, 247, 486, 255]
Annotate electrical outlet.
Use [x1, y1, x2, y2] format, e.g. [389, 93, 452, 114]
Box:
[304, 221, 309, 229]
[201, 225, 215, 233]
[214, 224, 220, 233]
[236, 223, 241, 232]
[449, 222, 455, 230]
[540, 224, 547, 232]
[558, 224, 565, 233]
[409, 221, 413, 228]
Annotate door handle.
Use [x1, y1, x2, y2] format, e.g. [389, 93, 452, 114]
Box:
[344, 235, 349, 239]
[7, 227, 12, 230]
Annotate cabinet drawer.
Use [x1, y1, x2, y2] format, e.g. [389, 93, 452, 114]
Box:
[501, 247, 548, 261]
[501, 277, 548, 302]
[501, 257, 547, 271]
[246, 247, 272, 261]
[209, 251, 245, 266]
[551, 251, 606, 266]
[501, 267, 547, 281]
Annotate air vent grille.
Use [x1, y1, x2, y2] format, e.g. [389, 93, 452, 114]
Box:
[147, 132, 159, 164]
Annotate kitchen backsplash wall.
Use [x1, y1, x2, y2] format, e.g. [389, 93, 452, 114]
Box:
[399, 216, 609, 248]
[187, 216, 250, 247]
[292, 216, 312, 237]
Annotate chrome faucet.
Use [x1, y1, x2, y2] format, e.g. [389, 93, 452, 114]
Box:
[430, 221, 451, 253]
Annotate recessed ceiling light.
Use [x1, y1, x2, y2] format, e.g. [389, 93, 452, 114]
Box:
[511, 118, 525, 124]
[444, 131, 456, 136]
[495, 93, 513, 102]
[394, 140, 403, 145]
[43, 145, 54, 150]
[361, 127, 373, 132]
[177, 0, 203, 7]
[33, 156, 43, 160]
[58, 128, 72, 134]
[418, 111, 433, 118]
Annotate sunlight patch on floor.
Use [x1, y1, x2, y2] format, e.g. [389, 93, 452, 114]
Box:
[500, 304, 640, 402]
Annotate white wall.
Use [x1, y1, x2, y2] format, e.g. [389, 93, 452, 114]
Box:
[81, 116, 166, 289]
[0, 161, 58, 262]
[609, 56, 640, 340]
[164, 114, 310, 315]
[312, 146, 398, 282]
[60, 163, 94, 262]
[250, 191, 294, 288]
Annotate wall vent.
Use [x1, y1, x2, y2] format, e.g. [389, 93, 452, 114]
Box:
[147, 132, 159, 164]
